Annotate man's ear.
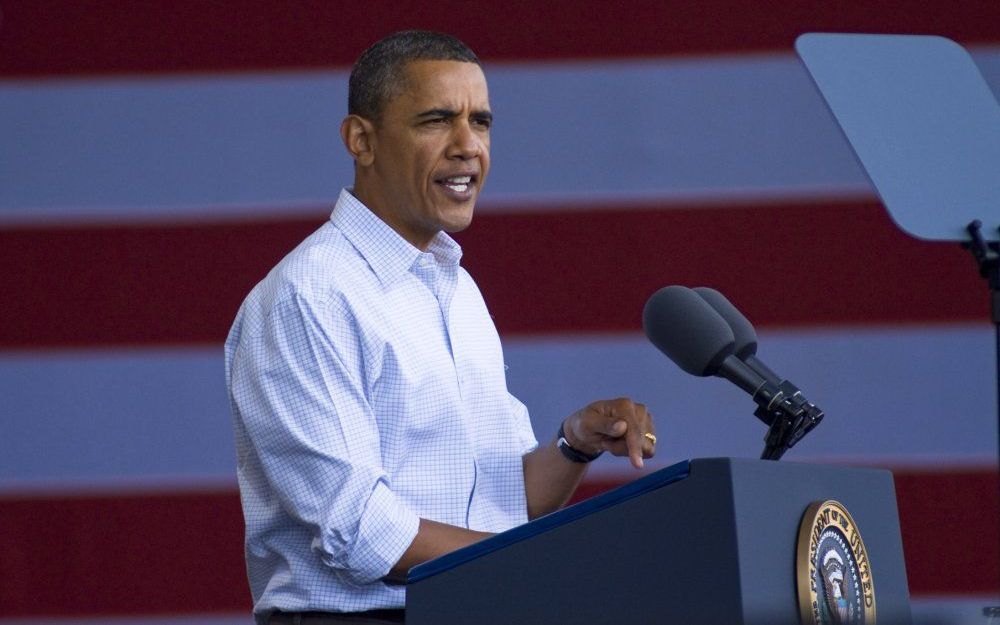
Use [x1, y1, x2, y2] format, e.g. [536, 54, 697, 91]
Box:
[340, 115, 376, 167]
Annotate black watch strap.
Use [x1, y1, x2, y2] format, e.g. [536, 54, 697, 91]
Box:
[557, 422, 603, 463]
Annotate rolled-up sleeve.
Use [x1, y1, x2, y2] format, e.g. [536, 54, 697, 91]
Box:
[230, 292, 419, 585]
[509, 393, 539, 455]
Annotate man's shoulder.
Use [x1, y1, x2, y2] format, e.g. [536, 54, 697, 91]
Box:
[274, 222, 368, 294]
[455, 265, 489, 306]
[232, 221, 375, 335]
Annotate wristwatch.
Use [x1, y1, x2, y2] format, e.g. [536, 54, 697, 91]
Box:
[557, 422, 603, 463]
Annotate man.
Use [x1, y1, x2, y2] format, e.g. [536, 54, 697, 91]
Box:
[225, 31, 657, 625]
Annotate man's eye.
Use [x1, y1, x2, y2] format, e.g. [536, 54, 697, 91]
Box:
[473, 118, 492, 129]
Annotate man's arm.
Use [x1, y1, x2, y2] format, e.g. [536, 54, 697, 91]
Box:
[231, 295, 431, 586]
[522, 398, 656, 520]
[390, 397, 658, 579]
[385, 519, 493, 582]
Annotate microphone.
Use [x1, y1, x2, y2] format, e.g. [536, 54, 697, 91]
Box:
[693, 287, 806, 401]
[692, 287, 824, 444]
[642, 286, 786, 413]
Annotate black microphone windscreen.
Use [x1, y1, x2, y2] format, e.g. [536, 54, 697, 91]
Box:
[643, 285, 735, 376]
[694, 287, 758, 359]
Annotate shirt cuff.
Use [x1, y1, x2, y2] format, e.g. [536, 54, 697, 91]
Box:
[341, 480, 420, 585]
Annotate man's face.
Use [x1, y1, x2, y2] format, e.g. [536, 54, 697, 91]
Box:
[358, 60, 492, 249]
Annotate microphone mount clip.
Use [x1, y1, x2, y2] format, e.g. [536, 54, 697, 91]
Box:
[754, 387, 825, 461]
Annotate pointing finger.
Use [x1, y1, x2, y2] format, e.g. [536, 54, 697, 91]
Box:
[611, 402, 644, 469]
[626, 421, 645, 469]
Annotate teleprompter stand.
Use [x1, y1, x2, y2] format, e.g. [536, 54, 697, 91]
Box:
[796, 33, 1000, 513]
[965, 220, 1000, 448]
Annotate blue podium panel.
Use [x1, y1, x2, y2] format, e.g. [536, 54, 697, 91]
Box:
[406, 458, 911, 625]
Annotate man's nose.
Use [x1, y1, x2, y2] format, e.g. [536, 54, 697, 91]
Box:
[448, 121, 481, 159]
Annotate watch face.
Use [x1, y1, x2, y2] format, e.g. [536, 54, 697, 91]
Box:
[556, 432, 599, 463]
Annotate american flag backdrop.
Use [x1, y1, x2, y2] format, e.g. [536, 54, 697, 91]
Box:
[1, 2, 999, 623]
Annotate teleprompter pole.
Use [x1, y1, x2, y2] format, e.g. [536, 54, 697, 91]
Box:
[963, 220, 1000, 549]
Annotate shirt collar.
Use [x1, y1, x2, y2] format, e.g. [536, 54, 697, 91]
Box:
[330, 189, 463, 286]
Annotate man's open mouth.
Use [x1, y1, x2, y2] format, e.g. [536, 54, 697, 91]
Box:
[438, 175, 474, 194]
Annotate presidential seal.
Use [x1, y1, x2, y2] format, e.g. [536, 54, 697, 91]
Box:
[797, 500, 876, 625]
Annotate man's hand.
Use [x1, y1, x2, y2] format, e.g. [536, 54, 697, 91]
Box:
[562, 397, 656, 469]
[523, 397, 656, 519]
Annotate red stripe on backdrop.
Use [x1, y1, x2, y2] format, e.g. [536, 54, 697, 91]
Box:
[0, 1, 998, 77]
[0, 469, 995, 617]
[0, 199, 988, 350]
[0, 489, 250, 617]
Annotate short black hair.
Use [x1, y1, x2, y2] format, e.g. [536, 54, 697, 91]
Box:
[348, 30, 480, 121]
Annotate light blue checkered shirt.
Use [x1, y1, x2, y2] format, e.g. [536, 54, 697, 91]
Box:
[225, 189, 537, 620]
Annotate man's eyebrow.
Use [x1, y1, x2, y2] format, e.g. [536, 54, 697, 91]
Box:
[415, 108, 458, 120]
[415, 108, 494, 123]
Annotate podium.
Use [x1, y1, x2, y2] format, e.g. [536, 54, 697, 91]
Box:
[406, 458, 911, 624]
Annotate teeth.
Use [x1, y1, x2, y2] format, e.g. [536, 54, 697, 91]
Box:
[441, 175, 472, 194]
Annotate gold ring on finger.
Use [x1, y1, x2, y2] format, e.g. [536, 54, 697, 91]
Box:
[643, 432, 657, 445]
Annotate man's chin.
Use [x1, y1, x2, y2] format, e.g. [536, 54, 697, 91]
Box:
[438, 203, 477, 234]
[442, 217, 475, 234]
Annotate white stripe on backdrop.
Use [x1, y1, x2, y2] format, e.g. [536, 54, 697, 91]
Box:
[2, 49, 998, 223]
[2, 325, 995, 492]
